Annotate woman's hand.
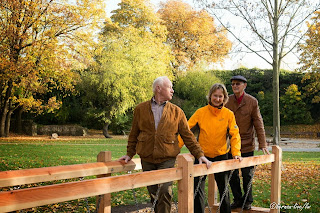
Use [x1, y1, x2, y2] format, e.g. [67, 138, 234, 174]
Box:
[233, 155, 243, 162]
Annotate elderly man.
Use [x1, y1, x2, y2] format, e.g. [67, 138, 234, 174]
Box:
[225, 75, 269, 210]
[119, 76, 211, 213]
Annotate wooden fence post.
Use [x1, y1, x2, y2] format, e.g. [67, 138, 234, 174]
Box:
[97, 151, 112, 213]
[208, 174, 218, 208]
[177, 154, 194, 213]
[270, 145, 282, 213]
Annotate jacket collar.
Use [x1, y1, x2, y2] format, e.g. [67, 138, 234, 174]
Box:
[233, 92, 247, 107]
[208, 104, 223, 115]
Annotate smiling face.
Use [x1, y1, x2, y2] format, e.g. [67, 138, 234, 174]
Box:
[210, 88, 225, 107]
[231, 80, 247, 97]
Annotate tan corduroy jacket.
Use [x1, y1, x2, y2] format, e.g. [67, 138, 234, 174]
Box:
[225, 92, 267, 153]
[127, 99, 204, 163]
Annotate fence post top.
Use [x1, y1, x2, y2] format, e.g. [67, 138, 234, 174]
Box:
[271, 145, 282, 152]
[177, 153, 194, 162]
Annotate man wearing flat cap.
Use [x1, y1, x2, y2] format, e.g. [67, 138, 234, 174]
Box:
[225, 75, 269, 210]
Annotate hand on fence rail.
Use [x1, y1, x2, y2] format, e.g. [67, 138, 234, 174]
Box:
[233, 155, 243, 162]
[118, 155, 132, 164]
[198, 156, 212, 169]
[261, 147, 270, 155]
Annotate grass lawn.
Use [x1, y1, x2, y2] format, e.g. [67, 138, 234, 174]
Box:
[0, 138, 319, 212]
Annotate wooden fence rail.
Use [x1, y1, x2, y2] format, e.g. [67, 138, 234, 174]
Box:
[0, 146, 282, 213]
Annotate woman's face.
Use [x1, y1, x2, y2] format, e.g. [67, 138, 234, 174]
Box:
[210, 88, 224, 107]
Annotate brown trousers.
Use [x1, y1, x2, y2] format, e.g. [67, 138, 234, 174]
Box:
[141, 158, 176, 213]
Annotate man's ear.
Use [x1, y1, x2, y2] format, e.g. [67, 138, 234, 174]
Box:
[244, 83, 247, 89]
[156, 85, 161, 92]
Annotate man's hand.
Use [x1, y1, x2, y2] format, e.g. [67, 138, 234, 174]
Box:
[198, 156, 212, 169]
[233, 155, 243, 162]
[118, 155, 131, 164]
[261, 147, 270, 155]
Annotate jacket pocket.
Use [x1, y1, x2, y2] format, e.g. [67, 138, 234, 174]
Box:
[159, 134, 180, 158]
[136, 134, 152, 158]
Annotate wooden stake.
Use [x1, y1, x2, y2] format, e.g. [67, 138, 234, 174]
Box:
[97, 151, 112, 213]
[270, 146, 282, 213]
[177, 154, 194, 213]
[208, 174, 218, 208]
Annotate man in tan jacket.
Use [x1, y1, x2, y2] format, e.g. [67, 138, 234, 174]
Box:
[225, 75, 269, 210]
[119, 76, 211, 213]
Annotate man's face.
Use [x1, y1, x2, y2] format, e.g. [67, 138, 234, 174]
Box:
[158, 78, 174, 101]
[231, 80, 247, 95]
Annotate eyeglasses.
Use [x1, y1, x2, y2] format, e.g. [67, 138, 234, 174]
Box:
[231, 82, 243, 86]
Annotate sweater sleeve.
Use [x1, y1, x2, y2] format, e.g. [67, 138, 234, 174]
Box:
[178, 110, 203, 159]
[178, 110, 198, 148]
[228, 111, 242, 157]
[127, 107, 140, 158]
[251, 99, 267, 149]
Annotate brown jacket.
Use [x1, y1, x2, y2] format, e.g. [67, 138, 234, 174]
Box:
[127, 100, 204, 163]
[225, 93, 267, 153]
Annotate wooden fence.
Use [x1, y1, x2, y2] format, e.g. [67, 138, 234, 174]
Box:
[0, 146, 282, 213]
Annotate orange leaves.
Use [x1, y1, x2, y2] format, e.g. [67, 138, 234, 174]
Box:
[158, 0, 232, 69]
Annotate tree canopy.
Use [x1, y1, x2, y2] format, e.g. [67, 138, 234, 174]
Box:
[299, 11, 320, 104]
[80, 0, 174, 137]
[158, 0, 232, 70]
[0, 0, 105, 137]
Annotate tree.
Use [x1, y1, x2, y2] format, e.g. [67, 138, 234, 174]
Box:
[158, 0, 231, 70]
[195, 0, 320, 144]
[280, 84, 313, 124]
[81, 0, 173, 138]
[299, 11, 320, 104]
[173, 65, 221, 118]
[0, 0, 105, 137]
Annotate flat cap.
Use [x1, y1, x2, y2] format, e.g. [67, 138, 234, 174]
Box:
[231, 75, 247, 82]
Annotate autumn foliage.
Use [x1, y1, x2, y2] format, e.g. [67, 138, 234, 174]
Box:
[299, 11, 320, 103]
[0, 0, 105, 136]
[158, 0, 232, 69]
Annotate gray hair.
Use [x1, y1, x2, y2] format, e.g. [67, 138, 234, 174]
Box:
[153, 76, 169, 94]
[207, 83, 229, 106]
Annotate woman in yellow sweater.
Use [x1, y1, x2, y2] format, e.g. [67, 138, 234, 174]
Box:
[179, 83, 242, 213]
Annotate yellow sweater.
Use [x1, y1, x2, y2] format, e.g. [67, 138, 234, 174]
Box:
[179, 105, 241, 158]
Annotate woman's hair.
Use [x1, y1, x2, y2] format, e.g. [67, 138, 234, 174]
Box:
[207, 83, 229, 106]
[152, 76, 169, 94]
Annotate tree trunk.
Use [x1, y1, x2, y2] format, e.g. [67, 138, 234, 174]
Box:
[5, 109, 13, 137]
[0, 110, 7, 137]
[103, 123, 112, 138]
[272, 0, 280, 145]
[0, 82, 13, 137]
[16, 106, 24, 134]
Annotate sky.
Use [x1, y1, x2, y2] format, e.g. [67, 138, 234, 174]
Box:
[104, 0, 300, 71]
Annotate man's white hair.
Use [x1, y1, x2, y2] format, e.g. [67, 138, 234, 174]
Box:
[152, 76, 169, 94]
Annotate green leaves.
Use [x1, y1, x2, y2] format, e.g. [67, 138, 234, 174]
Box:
[80, 0, 174, 126]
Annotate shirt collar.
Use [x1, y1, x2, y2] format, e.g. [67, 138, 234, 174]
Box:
[152, 96, 167, 106]
[235, 92, 245, 104]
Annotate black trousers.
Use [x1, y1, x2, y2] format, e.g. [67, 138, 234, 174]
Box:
[194, 154, 231, 213]
[228, 151, 254, 204]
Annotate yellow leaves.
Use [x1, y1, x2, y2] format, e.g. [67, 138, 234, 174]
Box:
[158, 0, 232, 69]
[299, 11, 320, 73]
[46, 97, 62, 113]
